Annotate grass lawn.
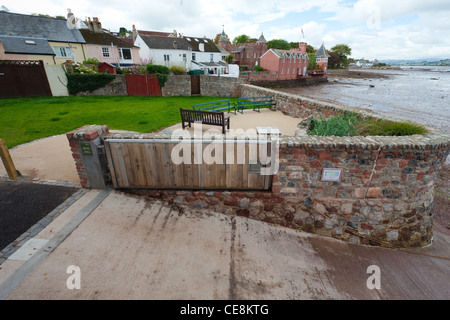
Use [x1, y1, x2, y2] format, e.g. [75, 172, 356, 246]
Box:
[0, 95, 231, 149]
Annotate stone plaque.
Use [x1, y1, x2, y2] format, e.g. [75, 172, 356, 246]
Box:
[80, 143, 93, 156]
[321, 168, 342, 182]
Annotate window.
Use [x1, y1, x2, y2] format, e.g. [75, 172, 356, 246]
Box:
[102, 47, 110, 58]
[119, 48, 132, 60]
[210, 54, 214, 62]
[247, 53, 250, 58]
[254, 53, 256, 58]
[183, 54, 187, 62]
[164, 54, 170, 61]
[53, 46, 73, 58]
[192, 52, 196, 61]
[287, 68, 289, 74]
[281, 68, 283, 75]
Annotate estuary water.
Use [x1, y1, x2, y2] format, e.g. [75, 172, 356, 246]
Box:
[277, 66, 450, 133]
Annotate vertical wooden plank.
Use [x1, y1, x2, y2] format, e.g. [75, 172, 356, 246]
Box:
[0, 139, 19, 180]
[123, 143, 137, 187]
[115, 143, 129, 188]
[145, 143, 157, 187]
[138, 143, 150, 186]
[104, 141, 119, 188]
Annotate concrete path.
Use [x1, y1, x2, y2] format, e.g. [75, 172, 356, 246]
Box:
[1, 120, 449, 300]
[1, 189, 449, 300]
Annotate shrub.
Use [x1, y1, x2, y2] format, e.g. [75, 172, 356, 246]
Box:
[308, 112, 428, 137]
[82, 58, 100, 65]
[254, 65, 265, 72]
[120, 65, 147, 75]
[72, 63, 98, 75]
[356, 119, 428, 136]
[308, 112, 360, 137]
[169, 66, 186, 75]
[146, 64, 170, 88]
[146, 64, 170, 75]
[67, 74, 116, 95]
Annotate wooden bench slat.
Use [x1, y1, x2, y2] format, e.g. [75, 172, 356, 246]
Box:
[180, 108, 230, 134]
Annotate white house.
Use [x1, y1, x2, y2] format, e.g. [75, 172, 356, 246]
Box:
[134, 34, 191, 69]
[184, 36, 226, 75]
[134, 34, 226, 74]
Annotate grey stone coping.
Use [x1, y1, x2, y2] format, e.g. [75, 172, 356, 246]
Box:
[104, 130, 449, 151]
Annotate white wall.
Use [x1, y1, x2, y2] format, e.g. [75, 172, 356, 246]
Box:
[44, 64, 69, 96]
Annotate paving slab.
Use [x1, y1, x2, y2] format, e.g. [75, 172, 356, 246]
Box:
[1, 190, 448, 300]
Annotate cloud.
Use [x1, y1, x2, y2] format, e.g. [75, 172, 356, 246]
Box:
[1, 0, 449, 60]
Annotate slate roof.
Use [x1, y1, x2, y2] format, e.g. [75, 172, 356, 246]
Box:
[79, 29, 137, 48]
[257, 32, 267, 43]
[139, 35, 191, 51]
[268, 49, 308, 59]
[0, 11, 85, 43]
[218, 30, 230, 43]
[0, 35, 55, 55]
[315, 43, 330, 58]
[184, 36, 220, 53]
[138, 30, 172, 37]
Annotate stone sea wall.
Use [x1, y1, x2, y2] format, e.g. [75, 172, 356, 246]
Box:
[67, 85, 450, 248]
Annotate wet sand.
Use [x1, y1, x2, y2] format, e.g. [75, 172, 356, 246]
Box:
[276, 67, 450, 132]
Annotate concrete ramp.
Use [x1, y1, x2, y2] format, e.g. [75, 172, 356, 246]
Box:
[1, 190, 449, 300]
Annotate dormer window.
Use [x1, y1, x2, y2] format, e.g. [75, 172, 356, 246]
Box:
[25, 40, 36, 45]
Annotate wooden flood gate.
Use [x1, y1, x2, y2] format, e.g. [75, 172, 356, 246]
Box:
[0, 60, 52, 98]
[104, 139, 273, 190]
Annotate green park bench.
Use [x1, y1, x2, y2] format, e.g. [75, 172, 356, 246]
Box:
[192, 99, 242, 115]
[237, 96, 277, 112]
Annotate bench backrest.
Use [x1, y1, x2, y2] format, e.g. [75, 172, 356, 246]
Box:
[192, 99, 232, 111]
[237, 96, 275, 106]
[180, 108, 225, 124]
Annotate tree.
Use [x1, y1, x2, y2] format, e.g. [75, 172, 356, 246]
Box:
[267, 39, 290, 50]
[327, 51, 341, 69]
[306, 45, 315, 53]
[233, 35, 250, 44]
[224, 54, 234, 64]
[119, 27, 130, 36]
[331, 44, 352, 68]
[307, 53, 316, 70]
[214, 33, 221, 44]
[289, 42, 299, 49]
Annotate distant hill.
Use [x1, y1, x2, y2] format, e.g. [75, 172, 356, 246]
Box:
[381, 58, 450, 66]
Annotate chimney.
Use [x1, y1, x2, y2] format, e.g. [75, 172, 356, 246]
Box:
[132, 25, 137, 43]
[173, 30, 178, 37]
[92, 17, 102, 32]
[86, 17, 94, 31]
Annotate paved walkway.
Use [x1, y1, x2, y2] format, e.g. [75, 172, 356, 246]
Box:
[0, 126, 449, 300]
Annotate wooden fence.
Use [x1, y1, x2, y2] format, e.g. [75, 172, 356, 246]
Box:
[105, 139, 273, 190]
[0, 60, 52, 98]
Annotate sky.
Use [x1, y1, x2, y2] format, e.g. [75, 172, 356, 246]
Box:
[1, 0, 450, 60]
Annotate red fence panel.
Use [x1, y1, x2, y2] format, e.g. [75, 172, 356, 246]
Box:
[147, 74, 161, 96]
[126, 74, 161, 97]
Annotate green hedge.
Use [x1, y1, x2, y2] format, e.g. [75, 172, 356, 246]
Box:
[67, 74, 116, 95]
[146, 65, 170, 88]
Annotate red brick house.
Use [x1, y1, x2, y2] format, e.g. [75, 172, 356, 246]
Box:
[218, 29, 268, 69]
[259, 43, 309, 80]
[315, 43, 330, 73]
